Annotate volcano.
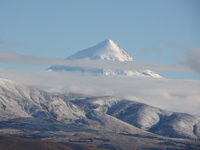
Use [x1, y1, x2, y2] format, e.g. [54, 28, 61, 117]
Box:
[48, 39, 162, 78]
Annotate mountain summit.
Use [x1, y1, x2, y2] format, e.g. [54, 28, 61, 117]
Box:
[67, 39, 134, 61]
[48, 39, 162, 78]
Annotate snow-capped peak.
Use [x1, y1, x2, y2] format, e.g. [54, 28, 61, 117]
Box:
[47, 39, 162, 78]
[98, 39, 120, 50]
[67, 39, 134, 61]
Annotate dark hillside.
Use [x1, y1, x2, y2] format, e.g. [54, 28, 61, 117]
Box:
[0, 135, 103, 150]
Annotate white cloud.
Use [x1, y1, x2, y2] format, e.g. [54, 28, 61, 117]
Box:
[0, 50, 199, 116]
[0, 51, 66, 66]
[141, 47, 161, 55]
[0, 68, 199, 116]
[0, 39, 25, 50]
[0, 51, 191, 72]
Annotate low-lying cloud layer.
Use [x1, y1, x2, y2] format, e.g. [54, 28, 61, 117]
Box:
[0, 68, 199, 116]
[0, 51, 192, 72]
[0, 50, 200, 116]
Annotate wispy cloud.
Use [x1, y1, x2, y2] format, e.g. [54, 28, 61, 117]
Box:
[182, 48, 200, 73]
[0, 40, 6, 46]
[0, 39, 25, 50]
[166, 42, 189, 51]
[0, 51, 191, 72]
[0, 68, 200, 116]
[0, 51, 66, 66]
[141, 47, 161, 54]
[167, 42, 200, 74]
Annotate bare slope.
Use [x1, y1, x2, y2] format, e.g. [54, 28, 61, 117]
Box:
[0, 135, 104, 150]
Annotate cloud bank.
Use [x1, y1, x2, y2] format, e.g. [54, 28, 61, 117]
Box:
[0, 50, 199, 116]
[0, 68, 199, 116]
[0, 51, 191, 72]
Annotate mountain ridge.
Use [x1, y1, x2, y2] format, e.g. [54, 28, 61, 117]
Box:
[0, 78, 199, 140]
[1, 78, 200, 149]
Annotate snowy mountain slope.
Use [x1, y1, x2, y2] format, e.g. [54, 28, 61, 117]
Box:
[107, 101, 200, 139]
[67, 39, 134, 61]
[0, 78, 159, 140]
[149, 113, 200, 139]
[70, 95, 200, 139]
[0, 78, 200, 140]
[0, 78, 85, 121]
[47, 39, 162, 78]
[85, 110, 154, 136]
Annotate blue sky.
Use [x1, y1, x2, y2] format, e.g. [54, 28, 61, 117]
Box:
[0, 0, 200, 79]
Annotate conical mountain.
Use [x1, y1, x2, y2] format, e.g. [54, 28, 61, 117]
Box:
[48, 39, 162, 78]
[67, 39, 134, 61]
